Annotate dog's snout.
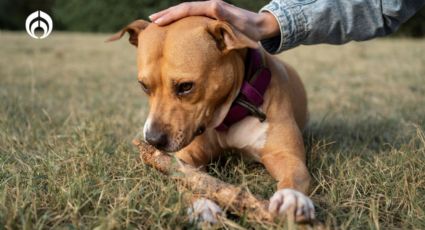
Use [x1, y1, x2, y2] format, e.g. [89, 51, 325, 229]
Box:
[145, 128, 169, 150]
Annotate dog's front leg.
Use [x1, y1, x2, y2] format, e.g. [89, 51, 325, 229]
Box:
[259, 121, 315, 223]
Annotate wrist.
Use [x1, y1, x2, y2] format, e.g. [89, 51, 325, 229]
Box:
[257, 12, 280, 40]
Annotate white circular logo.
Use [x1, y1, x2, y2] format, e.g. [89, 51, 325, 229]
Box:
[25, 10, 53, 39]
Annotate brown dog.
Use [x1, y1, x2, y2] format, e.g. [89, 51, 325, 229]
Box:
[109, 16, 314, 223]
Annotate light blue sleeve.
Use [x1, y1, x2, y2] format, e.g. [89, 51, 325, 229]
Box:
[260, 0, 425, 53]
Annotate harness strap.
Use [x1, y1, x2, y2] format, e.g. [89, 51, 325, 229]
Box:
[240, 81, 263, 106]
[215, 48, 271, 131]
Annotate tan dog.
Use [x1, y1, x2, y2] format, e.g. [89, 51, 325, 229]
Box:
[109, 16, 314, 223]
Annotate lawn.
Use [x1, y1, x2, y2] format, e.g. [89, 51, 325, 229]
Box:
[0, 31, 424, 229]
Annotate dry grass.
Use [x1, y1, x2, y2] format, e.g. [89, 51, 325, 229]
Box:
[0, 31, 424, 229]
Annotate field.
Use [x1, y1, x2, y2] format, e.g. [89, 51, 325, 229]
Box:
[0, 32, 424, 229]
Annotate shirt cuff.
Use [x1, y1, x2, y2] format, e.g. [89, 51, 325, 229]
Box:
[259, 1, 310, 54]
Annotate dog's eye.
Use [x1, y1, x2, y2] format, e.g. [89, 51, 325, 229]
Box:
[175, 82, 194, 96]
[139, 81, 150, 94]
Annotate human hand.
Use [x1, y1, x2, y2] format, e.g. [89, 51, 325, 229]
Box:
[149, 0, 279, 41]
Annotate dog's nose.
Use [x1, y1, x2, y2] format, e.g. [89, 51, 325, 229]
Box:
[145, 130, 169, 150]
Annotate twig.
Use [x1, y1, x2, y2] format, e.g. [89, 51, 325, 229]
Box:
[133, 139, 273, 222]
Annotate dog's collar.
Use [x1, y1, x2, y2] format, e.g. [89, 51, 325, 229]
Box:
[215, 48, 271, 131]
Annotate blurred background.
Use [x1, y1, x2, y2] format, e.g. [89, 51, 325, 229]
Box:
[0, 0, 424, 37]
[1, 1, 424, 229]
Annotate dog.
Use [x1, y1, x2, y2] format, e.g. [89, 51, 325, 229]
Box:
[109, 16, 314, 223]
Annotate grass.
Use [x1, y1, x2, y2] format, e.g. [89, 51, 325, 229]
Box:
[0, 31, 424, 229]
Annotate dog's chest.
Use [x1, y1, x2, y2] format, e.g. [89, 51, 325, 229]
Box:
[215, 116, 269, 161]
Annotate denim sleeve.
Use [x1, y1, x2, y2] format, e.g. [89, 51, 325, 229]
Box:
[260, 0, 425, 54]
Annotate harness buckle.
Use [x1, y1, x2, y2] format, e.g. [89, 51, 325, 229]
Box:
[235, 97, 267, 122]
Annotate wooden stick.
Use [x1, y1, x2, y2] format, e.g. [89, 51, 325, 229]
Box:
[133, 139, 273, 222]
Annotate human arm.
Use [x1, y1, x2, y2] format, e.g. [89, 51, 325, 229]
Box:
[150, 0, 425, 54]
[260, 0, 425, 53]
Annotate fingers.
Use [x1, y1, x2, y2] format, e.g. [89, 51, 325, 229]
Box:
[148, 1, 269, 41]
[149, 9, 169, 22]
[150, 1, 214, 26]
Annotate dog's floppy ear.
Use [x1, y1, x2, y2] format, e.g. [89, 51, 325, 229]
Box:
[106, 20, 150, 46]
[207, 20, 258, 53]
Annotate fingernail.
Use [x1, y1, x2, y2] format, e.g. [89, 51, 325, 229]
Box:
[154, 18, 163, 24]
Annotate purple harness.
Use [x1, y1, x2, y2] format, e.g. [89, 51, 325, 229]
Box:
[215, 48, 271, 131]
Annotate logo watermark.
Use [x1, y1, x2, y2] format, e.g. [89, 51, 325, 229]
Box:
[25, 10, 53, 39]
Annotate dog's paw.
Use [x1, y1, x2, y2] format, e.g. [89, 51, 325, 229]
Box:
[188, 198, 223, 224]
[269, 188, 315, 222]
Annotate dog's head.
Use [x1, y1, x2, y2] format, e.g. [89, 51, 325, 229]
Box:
[108, 17, 257, 152]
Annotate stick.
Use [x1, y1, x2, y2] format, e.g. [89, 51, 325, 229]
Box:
[133, 139, 273, 222]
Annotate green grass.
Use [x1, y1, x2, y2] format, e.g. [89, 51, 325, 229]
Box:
[0, 31, 424, 229]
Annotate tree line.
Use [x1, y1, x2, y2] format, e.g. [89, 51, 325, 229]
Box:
[1, 0, 424, 37]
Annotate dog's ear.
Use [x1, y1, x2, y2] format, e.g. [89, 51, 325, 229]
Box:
[208, 21, 253, 128]
[106, 20, 150, 46]
[207, 20, 258, 53]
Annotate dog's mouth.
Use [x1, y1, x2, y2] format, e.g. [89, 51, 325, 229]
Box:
[173, 125, 206, 151]
[156, 124, 206, 153]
